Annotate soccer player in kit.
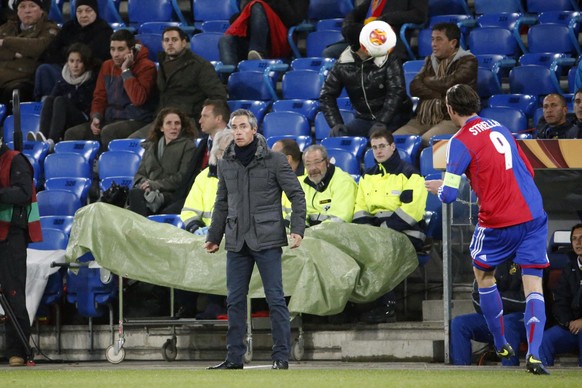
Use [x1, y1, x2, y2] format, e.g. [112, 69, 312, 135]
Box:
[425, 84, 550, 375]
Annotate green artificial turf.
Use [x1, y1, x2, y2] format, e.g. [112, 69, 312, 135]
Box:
[1, 369, 581, 388]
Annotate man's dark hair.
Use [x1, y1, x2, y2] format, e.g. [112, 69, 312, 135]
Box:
[203, 99, 230, 124]
[369, 127, 394, 144]
[543, 93, 567, 107]
[575, 88, 582, 98]
[446, 84, 480, 116]
[275, 138, 302, 162]
[110, 29, 135, 49]
[162, 26, 189, 42]
[432, 23, 461, 48]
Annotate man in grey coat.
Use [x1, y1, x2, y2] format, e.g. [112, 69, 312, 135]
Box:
[204, 109, 306, 370]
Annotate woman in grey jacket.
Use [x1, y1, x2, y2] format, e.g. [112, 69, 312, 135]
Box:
[128, 107, 197, 216]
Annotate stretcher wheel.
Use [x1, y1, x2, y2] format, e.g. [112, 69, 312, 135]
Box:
[162, 338, 178, 361]
[243, 338, 253, 363]
[105, 344, 125, 364]
[292, 337, 304, 361]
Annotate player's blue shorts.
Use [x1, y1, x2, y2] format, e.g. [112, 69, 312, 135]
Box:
[469, 214, 549, 271]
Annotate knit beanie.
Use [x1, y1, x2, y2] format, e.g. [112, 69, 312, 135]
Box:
[76, 0, 100, 16]
[12, 0, 48, 11]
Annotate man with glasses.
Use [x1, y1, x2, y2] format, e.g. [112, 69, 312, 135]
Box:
[353, 127, 427, 323]
[299, 144, 357, 225]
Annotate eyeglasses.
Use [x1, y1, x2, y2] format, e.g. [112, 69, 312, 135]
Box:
[371, 143, 391, 151]
[304, 158, 326, 168]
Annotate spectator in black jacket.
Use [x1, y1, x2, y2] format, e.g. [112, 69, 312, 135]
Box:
[319, 20, 412, 137]
[540, 224, 582, 367]
[34, 0, 112, 100]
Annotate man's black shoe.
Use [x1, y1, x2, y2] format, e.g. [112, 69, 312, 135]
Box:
[272, 360, 289, 369]
[207, 360, 243, 370]
[359, 304, 397, 324]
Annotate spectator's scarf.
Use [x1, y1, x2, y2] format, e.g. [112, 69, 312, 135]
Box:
[416, 54, 455, 126]
[365, 0, 387, 24]
[226, 0, 290, 58]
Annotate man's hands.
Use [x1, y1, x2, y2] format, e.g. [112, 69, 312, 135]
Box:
[425, 179, 443, 195]
[289, 233, 302, 249]
[121, 52, 134, 72]
[139, 180, 151, 192]
[569, 318, 582, 335]
[204, 241, 219, 253]
[90, 117, 101, 135]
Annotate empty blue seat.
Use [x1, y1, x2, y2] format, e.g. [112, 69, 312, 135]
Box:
[468, 27, 520, 57]
[336, 96, 354, 112]
[428, 0, 471, 16]
[190, 32, 222, 62]
[138, 21, 183, 34]
[44, 152, 92, 180]
[227, 100, 270, 124]
[193, 0, 238, 24]
[29, 227, 68, 251]
[479, 106, 528, 133]
[3, 114, 41, 144]
[306, 30, 343, 58]
[135, 33, 163, 62]
[128, 0, 174, 25]
[314, 110, 356, 141]
[547, 229, 573, 269]
[98, 151, 142, 180]
[316, 18, 343, 31]
[477, 67, 503, 99]
[39, 215, 75, 236]
[321, 136, 368, 159]
[327, 148, 361, 175]
[474, 0, 524, 14]
[228, 71, 274, 101]
[266, 135, 313, 151]
[19, 140, 50, 166]
[527, 24, 578, 55]
[291, 57, 336, 71]
[45, 177, 92, 204]
[509, 65, 561, 97]
[148, 214, 185, 228]
[488, 93, 538, 117]
[107, 138, 145, 157]
[281, 70, 323, 100]
[527, 0, 578, 13]
[476, 12, 522, 29]
[393, 135, 422, 164]
[200, 20, 230, 33]
[37, 190, 83, 217]
[54, 140, 100, 164]
[271, 99, 320, 122]
[308, 0, 353, 20]
[262, 112, 310, 138]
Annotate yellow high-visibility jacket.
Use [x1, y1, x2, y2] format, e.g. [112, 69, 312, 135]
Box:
[299, 165, 357, 225]
[180, 166, 217, 229]
[353, 152, 427, 249]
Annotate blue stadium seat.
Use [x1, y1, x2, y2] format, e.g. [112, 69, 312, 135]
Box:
[100, 176, 134, 192]
[262, 112, 310, 138]
[98, 151, 142, 180]
[271, 99, 320, 122]
[227, 71, 274, 101]
[533, 107, 544, 126]
[327, 148, 361, 175]
[479, 107, 528, 133]
[477, 67, 503, 99]
[487, 93, 538, 118]
[128, 0, 173, 26]
[108, 138, 145, 157]
[148, 214, 185, 228]
[29, 227, 68, 251]
[420, 146, 440, 179]
[519, 52, 568, 68]
[314, 110, 356, 141]
[54, 140, 101, 164]
[307, 0, 354, 20]
[3, 114, 41, 144]
[306, 30, 343, 58]
[321, 136, 368, 159]
[547, 229, 573, 269]
[200, 20, 230, 33]
[281, 70, 323, 100]
[266, 135, 313, 151]
[45, 177, 92, 205]
[476, 12, 521, 29]
[428, 0, 471, 16]
[336, 97, 354, 112]
[39, 216, 75, 236]
[190, 32, 223, 62]
[227, 100, 271, 125]
[468, 27, 521, 57]
[527, 0, 578, 13]
[509, 65, 561, 97]
[135, 33, 163, 62]
[193, 0, 238, 24]
[393, 135, 422, 165]
[474, 0, 524, 14]
[138, 21, 183, 34]
[316, 18, 343, 31]
[527, 24, 579, 55]
[19, 140, 50, 166]
[20, 101, 43, 115]
[48, 0, 65, 24]
[290, 57, 336, 71]
[37, 190, 83, 217]
[44, 153, 92, 180]
[363, 148, 410, 170]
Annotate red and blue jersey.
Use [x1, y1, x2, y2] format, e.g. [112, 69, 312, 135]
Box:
[439, 116, 545, 228]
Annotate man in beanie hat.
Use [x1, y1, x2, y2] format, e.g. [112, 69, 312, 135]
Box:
[34, 0, 112, 99]
[0, 0, 58, 105]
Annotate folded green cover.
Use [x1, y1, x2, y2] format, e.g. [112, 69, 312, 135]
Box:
[66, 203, 418, 316]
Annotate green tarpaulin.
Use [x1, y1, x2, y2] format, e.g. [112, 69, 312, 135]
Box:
[66, 203, 418, 316]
